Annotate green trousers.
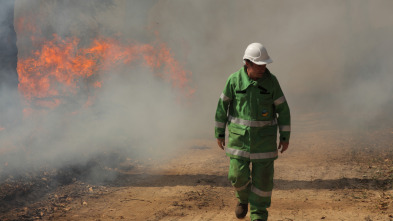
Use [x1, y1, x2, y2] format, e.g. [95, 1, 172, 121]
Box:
[228, 158, 274, 221]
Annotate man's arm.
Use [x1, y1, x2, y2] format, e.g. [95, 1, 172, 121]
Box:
[272, 76, 291, 152]
[215, 78, 233, 149]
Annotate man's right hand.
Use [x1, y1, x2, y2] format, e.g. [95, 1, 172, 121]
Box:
[217, 138, 225, 150]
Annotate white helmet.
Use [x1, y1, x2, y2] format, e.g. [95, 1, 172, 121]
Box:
[243, 43, 273, 65]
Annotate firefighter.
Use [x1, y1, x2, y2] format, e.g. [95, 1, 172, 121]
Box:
[215, 43, 290, 221]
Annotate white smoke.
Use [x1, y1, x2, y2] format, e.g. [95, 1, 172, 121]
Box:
[1, 0, 393, 180]
[1, 0, 190, 180]
[148, 0, 393, 132]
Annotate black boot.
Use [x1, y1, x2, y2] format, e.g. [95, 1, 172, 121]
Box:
[235, 202, 248, 219]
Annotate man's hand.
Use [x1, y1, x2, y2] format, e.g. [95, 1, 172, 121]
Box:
[278, 141, 289, 153]
[217, 138, 225, 150]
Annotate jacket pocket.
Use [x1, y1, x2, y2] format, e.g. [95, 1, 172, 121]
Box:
[254, 125, 278, 151]
[228, 125, 246, 148]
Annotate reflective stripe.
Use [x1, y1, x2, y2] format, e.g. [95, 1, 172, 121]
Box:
[251, 185, 272, 197]
[225, 147, 250, 158]
[235, 180, 251, 191]
[215, 121, 226, 128]
[229, 115, 276, 127]
[250, 151, 278, 160]
[274, 96, 286, 106]
[279, 125, 291, 132]
[226, 147, 278, 160]
[220, 93, 231, 102]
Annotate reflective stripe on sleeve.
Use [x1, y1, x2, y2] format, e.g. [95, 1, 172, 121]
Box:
[215, 121, 226, 128]
[225, 147, 250, 158]
[234, 180, 251, 191]
[250, 151, 278, 160]
[220, 93, 231, 102]
[251, 185, 272, 197]
[228, 115, 277, 127]
[279, 125, 291, 132]
[274, 96, 286, 106]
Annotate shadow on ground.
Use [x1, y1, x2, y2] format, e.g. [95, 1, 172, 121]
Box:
[111, 173, 393, 190]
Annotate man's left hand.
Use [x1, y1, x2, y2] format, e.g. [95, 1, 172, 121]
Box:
[278, 141, 289, 153]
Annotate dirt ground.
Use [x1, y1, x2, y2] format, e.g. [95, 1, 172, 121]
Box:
[1, 128, 393, 221]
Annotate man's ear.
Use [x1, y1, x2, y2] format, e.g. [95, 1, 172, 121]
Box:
[244, 60, 250, 67]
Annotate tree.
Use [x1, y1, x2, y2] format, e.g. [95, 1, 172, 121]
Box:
[0, 0, 18, 89]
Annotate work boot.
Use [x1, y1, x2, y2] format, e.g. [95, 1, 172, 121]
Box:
[235, 202, 248, 219]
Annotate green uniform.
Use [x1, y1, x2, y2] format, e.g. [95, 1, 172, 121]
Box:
[215, 67, 291, 221]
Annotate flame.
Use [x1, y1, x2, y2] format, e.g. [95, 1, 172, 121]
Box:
[16, 18, 194, 109]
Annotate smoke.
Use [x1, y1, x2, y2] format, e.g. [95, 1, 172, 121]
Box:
[1, 0, 191, 181]
[1, 0, 393, 180]
[148, 0, 393, 132]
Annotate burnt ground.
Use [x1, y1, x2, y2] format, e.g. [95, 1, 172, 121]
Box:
[0, 129, 392, 220]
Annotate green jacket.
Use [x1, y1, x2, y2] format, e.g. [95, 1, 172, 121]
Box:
[215, 67, 291, 162]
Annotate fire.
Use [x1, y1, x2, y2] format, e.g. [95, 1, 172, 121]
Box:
[16, 19, 194, 109]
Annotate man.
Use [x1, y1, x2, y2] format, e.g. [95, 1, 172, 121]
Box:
[215, 43, 290, 221]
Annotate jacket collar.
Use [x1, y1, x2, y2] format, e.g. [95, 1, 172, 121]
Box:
[238, 67, 271, 91]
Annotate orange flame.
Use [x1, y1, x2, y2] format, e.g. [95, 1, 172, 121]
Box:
[16, 19, 194, 109]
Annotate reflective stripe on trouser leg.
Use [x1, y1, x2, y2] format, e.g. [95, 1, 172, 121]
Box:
[249, 160, 274, 221]
[228, 158, 251, 204]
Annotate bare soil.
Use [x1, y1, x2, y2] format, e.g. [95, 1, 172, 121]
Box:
[1, 129, 393, 221]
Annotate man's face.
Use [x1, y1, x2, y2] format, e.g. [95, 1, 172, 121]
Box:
[246, 61, 266, 80]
